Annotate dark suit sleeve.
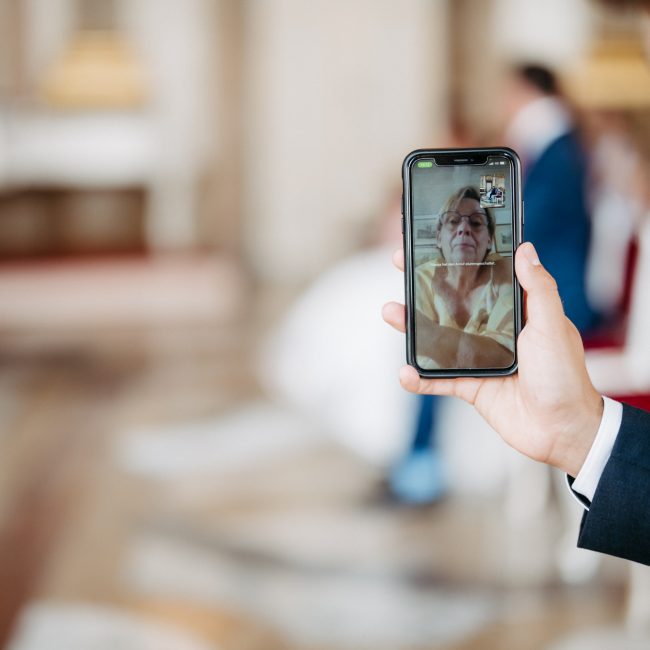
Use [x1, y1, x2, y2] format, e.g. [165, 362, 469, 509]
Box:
[577, 404, 650, 565]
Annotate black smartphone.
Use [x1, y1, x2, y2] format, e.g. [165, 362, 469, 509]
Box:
[402, 147, 523, 378]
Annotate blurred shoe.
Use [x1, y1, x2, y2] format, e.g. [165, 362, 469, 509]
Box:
[389, 450, 445, 505]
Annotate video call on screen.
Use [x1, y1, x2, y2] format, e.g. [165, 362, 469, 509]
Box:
[411, 157, 516, 371]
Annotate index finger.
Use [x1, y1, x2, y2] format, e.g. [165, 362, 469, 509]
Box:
[399, 365, 485, 405]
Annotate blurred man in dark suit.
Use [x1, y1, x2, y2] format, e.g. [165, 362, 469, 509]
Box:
[502, 63, 601, 334]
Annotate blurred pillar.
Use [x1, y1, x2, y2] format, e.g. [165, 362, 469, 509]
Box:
[123, 0, 217, 250]
[242, 0, 448, 284]
[447, 0, 495, 140]
[201, 0, 246, 257]
[0, 0, 25, 98]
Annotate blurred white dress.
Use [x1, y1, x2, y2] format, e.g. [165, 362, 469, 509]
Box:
[260, 245, 414, 465]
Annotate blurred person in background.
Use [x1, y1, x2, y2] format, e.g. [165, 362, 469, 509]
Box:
[389, 185, 514, 505]
[502, 63, 601, 336]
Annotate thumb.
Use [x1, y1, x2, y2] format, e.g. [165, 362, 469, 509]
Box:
[515, 242, 567, 330]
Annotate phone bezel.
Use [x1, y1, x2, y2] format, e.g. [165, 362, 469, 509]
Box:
[402, 147, 524, 378]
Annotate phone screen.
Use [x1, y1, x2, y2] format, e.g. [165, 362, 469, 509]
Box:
[405, 151, 520, 375]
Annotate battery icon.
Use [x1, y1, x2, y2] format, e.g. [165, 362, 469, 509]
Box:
[417, 161, 433, 168]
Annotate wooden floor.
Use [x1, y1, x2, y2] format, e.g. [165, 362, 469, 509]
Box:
[0, 311, 635, 650]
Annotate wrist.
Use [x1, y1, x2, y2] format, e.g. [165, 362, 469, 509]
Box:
[553, 391, 604, 477]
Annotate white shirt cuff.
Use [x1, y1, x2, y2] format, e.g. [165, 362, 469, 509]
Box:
[571, 396, 623, 504]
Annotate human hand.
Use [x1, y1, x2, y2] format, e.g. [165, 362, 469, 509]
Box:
[382, 242, 603, 476]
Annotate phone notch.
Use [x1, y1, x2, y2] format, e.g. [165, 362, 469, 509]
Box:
[433, 153, 489, 166]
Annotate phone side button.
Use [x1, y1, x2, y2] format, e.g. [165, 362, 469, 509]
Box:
[401, 217, 404, 234]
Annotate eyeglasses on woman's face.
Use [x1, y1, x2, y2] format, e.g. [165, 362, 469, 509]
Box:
[440, 211, 488, 231]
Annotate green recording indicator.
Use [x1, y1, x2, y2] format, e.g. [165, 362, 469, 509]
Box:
[417, 161, 433, 168]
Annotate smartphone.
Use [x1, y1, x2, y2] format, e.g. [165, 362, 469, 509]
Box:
[402, 147, 523, 378]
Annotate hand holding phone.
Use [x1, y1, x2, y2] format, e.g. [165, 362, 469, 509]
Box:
[382, 242, 603, 478]
[402, 148, 523, 377]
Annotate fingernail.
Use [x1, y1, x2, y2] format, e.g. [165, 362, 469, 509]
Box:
[522, 242, 540, 266]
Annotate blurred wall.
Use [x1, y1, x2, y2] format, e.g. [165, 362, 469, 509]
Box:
[23, 0, 75, 95]
[1, 0, 607, 269]
[2, 0, 218, 252]
[243, 0, 448, 283]
[492, 0, 594, 66]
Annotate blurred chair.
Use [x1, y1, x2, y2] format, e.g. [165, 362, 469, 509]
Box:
[586, 216, 650, 411]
